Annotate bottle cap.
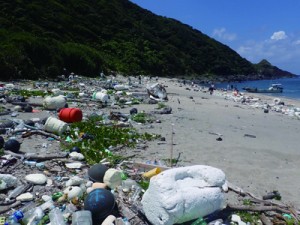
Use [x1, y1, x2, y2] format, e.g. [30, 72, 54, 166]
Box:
[13, 210, 24, 220]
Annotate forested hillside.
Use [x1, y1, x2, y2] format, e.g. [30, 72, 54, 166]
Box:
[0, 0, 296, 81]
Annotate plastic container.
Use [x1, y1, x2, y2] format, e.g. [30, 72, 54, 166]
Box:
[44, 117, 68, 135]
[142, 167, 161, 179]
[129, 186, 141, 203]
[121, 179, 137, 192]
[59, 108, 83, 123]
[72, 211, 92, 225]
[84, 189, 115, 223]
[92, 92, 109, 102]
[8, 185, 27, 199]
[21, 207, 44, 225]
[5, 210, 23, 225]
[49, 208, 66, 225]
[43, 96, 66, 110]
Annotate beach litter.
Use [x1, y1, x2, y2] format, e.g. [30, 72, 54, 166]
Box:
[0, 76, 299, 225]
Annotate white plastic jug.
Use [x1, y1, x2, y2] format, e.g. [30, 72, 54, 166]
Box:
[44, 117, 68, 135]
[92, 92, 109, 102]
[43, 95, 66, 110]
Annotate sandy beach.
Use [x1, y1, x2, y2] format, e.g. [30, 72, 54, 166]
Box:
[120, 77, 300, 208]
[1, 76, 300, 212]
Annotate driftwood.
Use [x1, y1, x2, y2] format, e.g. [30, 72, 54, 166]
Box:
[228, 181, 300, 223]
[3, 150, 24, 160]
[24, 152, 68, 160]
[22, 130, 69, 146]
[0, 200, 21, 214]
[227, 203, 290, 214]
[22, 130, 61, 141]
[260, 213, 273, 225]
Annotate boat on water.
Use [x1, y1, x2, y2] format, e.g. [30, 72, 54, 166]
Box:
[243, 84, 283, 93]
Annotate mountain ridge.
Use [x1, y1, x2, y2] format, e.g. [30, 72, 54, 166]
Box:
[0, 0, 297, 81]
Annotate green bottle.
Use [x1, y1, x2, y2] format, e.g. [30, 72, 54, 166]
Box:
[191, 217, 207, 225]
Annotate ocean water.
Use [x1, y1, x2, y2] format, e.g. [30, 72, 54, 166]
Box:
[214, 76, 300, 100]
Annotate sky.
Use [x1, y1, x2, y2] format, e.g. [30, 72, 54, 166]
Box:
[130, 0, 300, 75]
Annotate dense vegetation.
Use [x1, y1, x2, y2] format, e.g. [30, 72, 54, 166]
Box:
[0, 0, 296, 81]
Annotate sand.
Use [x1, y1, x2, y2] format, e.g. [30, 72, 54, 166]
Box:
[124, 78, 300, 208]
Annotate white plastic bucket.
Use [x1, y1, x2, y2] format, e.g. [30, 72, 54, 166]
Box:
[43, 95, 66, 110]
[44, 117, 68, 135]
[92, 92, 109, 102]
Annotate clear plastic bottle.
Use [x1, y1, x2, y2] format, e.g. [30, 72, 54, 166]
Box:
[8, 185, 26, 199]
[49, 208, 66, 225]
[71, 210, 92, 225]
[128, 185, 141, 203]
[5, 210, 23, 225]
[21, 206, 44, 225]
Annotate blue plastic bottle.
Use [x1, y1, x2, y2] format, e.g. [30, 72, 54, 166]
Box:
[5, 210, 23, 225]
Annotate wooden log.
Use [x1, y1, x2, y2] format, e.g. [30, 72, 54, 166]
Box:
[260, 213, 273, 225]
[227, 203, 290, 214]
[0, 201, 21, 214]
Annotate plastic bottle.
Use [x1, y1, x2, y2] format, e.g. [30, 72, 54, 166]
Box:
[191, 217, 207, 225]
[21, 206, 44, 225]
[5, 210, 23, 225]
[8, 185, 27, 199]
[128, 185, 141, 203]
[72, 211, 92, 225]
[49, 208, 66, 225]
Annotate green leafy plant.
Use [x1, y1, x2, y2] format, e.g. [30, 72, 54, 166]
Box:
[62, 117, 158, 165]
[10, 89, 48, 97]
[236, 211, 260, 224]
[242, 199, 252, 206]
[131, 112, 153, 124]
[157, 102, 167, 109]
[138, 180, 150, 191]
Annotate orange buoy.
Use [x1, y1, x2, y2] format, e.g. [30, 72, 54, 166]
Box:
[59, 108, 83, 123]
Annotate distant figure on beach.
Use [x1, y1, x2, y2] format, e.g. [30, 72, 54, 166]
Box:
[233, 87, 239, 96]
[138, 75, 142, 84]
[209, 84, 215, 95]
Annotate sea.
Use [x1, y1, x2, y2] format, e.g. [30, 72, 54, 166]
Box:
[214, 76, 300, 100]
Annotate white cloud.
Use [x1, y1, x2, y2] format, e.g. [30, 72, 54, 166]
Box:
[212, 27, 237, 41]
[294, 40, 300, 45]
[236, 34, 300, 74]
[270, 31, 287, 40]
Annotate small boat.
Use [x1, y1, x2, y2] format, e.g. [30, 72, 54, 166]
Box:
[243, 84, 283, 93]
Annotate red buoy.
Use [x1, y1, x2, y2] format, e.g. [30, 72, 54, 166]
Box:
[59, 108, 83, 123]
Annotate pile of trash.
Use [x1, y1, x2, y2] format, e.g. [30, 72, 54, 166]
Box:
[0, 76, 299, 225]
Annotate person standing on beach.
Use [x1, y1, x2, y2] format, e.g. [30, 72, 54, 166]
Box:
[209, 84, 215, 95]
